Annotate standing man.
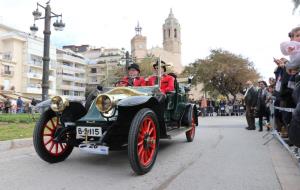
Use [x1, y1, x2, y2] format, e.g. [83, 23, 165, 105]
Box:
[244, 80, 257, 130]
[200, 96, 207, 117]
[4, 98, 11, 113]
[16, 97, 23, 113]
[256, 81, 268, 132]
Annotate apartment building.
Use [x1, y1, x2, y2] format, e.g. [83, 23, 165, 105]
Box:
[83, 47, 125, 88]
[56, 49, 86, 101]
[0, 24, 56, 99]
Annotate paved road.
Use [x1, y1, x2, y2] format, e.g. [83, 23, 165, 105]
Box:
[0, 116, 299, 190]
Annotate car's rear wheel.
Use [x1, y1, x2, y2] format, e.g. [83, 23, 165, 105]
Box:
[33, 110, 73, 163]
[186, 108, 196, 142]
[128, 108, 159, 175]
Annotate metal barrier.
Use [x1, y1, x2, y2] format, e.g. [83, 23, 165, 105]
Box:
[265, 103, 300, 164]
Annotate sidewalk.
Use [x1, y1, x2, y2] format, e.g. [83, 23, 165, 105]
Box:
[0, 138, 32, 152]
[269, 137, 300, 190]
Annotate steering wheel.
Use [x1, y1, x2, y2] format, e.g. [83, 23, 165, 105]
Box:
[114, 80, 130, 87]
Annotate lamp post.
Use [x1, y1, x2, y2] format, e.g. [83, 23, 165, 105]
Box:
[30, 2, 65, 101]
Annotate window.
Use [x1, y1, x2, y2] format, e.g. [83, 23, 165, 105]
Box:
[4, 65, 11, 75]
[74, 91, 80, 96]
[163, 29, 166, 40]
[91, 68, 97, 73]
[168, 29, 171, 38]
[174, 29, 177, 38]
[63, 90, 70, 95]
[91, 77, 97, 83]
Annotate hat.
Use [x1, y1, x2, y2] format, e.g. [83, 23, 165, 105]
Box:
[128, 63, 140, 72]
[153, 60, 170, 72]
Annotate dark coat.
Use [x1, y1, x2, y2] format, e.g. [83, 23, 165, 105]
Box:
[289, 79, 300, 147]
[244, 86, 257, 107]
[280, 70, 296, 108]
[256, 88, 267, 116]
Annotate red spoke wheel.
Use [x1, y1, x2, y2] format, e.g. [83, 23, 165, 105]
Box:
[128, 108, 159, 175]
[33, 110, 73, 163]
[186, 108, 196, 142]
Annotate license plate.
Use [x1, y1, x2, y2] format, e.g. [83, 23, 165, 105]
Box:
[79, 144, 109, 155]
[76, 126, 102, 138]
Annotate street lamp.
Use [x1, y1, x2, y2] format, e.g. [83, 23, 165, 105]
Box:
[30, 2, 65, 101]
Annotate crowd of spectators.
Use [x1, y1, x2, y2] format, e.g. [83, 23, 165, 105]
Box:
[243, 26, 300, 147]
[191, 96, 245, 117]
[0, 97, 38, 114]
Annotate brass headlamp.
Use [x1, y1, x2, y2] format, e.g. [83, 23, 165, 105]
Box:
[95, 94, 115, 113]
[50, 96, 69, 112]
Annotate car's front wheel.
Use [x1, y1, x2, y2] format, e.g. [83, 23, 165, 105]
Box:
[33, 110, 73, 163]
[128, 108, 159, 175]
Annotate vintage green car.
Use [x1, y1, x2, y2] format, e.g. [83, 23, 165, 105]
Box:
[33, 78, 198, 175]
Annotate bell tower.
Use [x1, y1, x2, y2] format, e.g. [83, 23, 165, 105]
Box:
[163, 9, 181, 54]
[131, 22, 147, 60]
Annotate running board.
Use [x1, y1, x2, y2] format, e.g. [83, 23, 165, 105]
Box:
[166, 126, 192, 139]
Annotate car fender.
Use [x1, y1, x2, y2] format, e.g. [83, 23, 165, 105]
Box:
[117, 96, 163, 134]
[118, 96, 158, 107]
[36, 100, 86, 123]
[35, 99, 51, 109]
[181, 104, 198, 126]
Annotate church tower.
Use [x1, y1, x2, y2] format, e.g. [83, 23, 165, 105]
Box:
[131, 22, 147, 60]
[163, 9, 181, 54]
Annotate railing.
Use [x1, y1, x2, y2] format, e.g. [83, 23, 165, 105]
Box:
[26, 86, 55, 95]
[266, 102, 300, 165]
[61, 65, 85, 73]
[0, 52, 12, 61]
[28, 61, 56, 69]
[61, 75, 86, 83]
[57, 54, 86, 64]
[58, 84, 85, 91]
[1, 70, 14, 76]
[27, 73, 55, 81]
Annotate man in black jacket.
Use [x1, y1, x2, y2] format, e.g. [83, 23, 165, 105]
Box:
[286, 58, 300, 147]
[256, 81, 268, 132]
[244, 80, 258, 130]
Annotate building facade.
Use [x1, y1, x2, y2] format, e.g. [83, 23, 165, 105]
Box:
[82, 47, 125, 88]
[0, 24, 57, 99]
[131, 9, 183, 73]
[56, 49, 86, 101]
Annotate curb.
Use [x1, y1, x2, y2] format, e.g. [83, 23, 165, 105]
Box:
[0, 138, 33, 152]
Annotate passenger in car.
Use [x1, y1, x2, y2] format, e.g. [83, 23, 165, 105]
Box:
[147, 60, 175, 94]
[120, 63, 146, 86]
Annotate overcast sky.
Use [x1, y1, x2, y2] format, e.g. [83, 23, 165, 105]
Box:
[1, 0, 300, 79]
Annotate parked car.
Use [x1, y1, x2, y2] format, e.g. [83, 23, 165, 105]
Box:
[33, 76, 198, 175]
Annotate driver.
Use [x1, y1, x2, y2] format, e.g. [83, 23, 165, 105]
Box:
[147, 60, 175, 94]
[120, 63, 146, 86]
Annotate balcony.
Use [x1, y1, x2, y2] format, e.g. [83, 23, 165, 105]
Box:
[63, 95, 85, 101]
[27, 73, 55, 81]
[61, 65, 85, 73]
[26, 85, 55, 95]
[28, 61, 56, 70]
[88, 80, 99, 84]
[88, 72, 106, 77]
[61, 75, 85, 83]
[1, 70, 14, 77]
[58, 84, 85, 92]
[57, 54, 86, 65]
